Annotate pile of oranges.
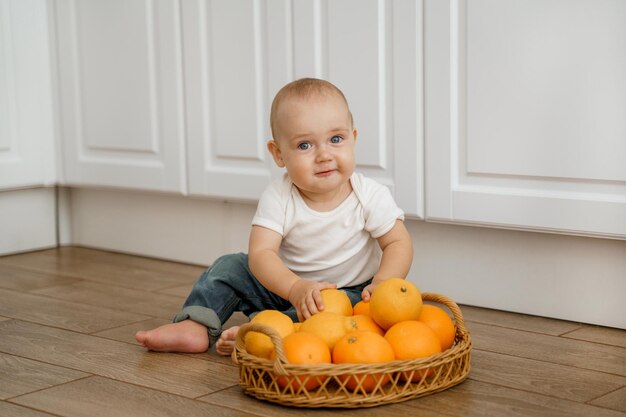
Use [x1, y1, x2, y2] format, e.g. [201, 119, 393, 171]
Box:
[244, 278, 456, 392]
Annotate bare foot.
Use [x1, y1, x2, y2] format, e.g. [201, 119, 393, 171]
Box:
[135, 320, 209, 353]
[214, 326, 240, 356]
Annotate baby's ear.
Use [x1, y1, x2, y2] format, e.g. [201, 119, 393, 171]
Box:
[267, 140, 285, 167]
[353, 128, 358, 142]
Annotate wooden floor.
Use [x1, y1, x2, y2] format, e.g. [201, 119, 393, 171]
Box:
[0, 247, 625, 417]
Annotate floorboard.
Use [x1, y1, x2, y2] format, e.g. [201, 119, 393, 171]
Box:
[562, 326, 626, 348]
[0, 401, 57, 417]
[32, 281, 185, 319]
[403, 379, 626, 417]
[461, 305, 582, 335]
[0, 352, 87, 400]
[0, 288, 151, 333]
[10, 376, 252, 417]
[0, 320, 238, 398]
[1, 247, 624, 416]
[470, 350, 626, 402]
[590, 387, 626, 413]
[470, 321, 626, 376]
[0, 264, 81, 292]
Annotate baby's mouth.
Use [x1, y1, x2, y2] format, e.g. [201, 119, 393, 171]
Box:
[315, 169, 336, 177]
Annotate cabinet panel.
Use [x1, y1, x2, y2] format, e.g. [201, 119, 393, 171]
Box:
[293, 0, 423, 217]
[0, 0, 55, 189]
[55, 0, 186, 192]
[466, 0, 626, 182]
[184, 0, 289, 200]
[425, 0, 626, 238]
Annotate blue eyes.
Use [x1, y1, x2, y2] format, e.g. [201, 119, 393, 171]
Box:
[297, 136, 343, 150]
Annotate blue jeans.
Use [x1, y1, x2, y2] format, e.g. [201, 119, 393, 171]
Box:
[173, 253, 371, 342]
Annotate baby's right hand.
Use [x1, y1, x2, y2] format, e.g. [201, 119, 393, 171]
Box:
[287, 279, 336, 321]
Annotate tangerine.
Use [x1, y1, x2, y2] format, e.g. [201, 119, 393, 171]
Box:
[272, 332, 331, 391]
[332, 331, 395, 392]
[418, 304, 456, 350]
[352, 300, 371, 316]
[320, 289, 353, 316]
[244, 310, 294, 359]
[369, 278, 422, 330]
[384, 320, 441, 381]
[348, 314, 384, 336]
[298, 311, 351, 349]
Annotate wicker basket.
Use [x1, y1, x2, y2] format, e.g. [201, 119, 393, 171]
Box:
[232, 292, 471, 408]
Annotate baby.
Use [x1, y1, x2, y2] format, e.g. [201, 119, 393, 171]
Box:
[135, 78, 413, 355]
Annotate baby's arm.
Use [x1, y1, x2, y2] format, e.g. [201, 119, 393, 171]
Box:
[361, 220, 414, 301]
[248, 225, 335, 321]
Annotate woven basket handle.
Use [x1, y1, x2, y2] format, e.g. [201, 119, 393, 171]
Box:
[421, 292, 468, 335]
[232, 322, 290, 375]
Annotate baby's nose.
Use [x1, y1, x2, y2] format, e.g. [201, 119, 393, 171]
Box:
[316, 146, 332, 161]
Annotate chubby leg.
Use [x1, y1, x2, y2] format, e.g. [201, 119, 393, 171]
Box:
[135, 320, 209, 353]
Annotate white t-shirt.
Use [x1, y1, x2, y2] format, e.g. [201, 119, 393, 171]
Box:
[251, 172, 405, 288]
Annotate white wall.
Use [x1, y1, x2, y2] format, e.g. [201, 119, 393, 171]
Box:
[67, 188, 626, 329]
[0, 188, 57, 254]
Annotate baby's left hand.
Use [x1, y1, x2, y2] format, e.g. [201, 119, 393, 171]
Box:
[360, 282, 378, 302]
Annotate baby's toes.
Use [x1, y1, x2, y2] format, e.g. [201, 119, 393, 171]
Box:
[214, 326, 239, 356]
[215, 339, 235, 356]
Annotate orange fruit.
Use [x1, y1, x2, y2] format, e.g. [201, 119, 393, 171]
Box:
[352, 300, 371, 316]
[418, 304, 456, 350]
[320, 289, 353, 316]
[369, 278, 422, 330]
[298, 311, 352, 349]
[332, 331, 395, 392]
[384, 320, 441, 381]
[348, 314, 384, 336]
[272, 332, 331, 391]
[293, 322, 302, 332]
[244, 310, 294, 359]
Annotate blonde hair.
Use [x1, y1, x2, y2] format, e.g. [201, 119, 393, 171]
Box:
[270, 78, 353, 139]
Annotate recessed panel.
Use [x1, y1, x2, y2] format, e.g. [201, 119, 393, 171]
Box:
[326, 0, 387, 169]
[0, 3, 13, 153]
[57, 0, 185, 192]
[466, 0, 626, 182]
[0, 0, 56, 189]
[209, 1, 265, 162]
[77, 0, 156, 153]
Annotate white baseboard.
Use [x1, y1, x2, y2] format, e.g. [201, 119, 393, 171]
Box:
[69, 188, 255, 266]
[16, 187, 625, 329]
[405, 220, 626, 330]
[0, 187, 57, 255]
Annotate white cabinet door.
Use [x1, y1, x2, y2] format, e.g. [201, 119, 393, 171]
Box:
[0, 0, 55, 189]
[425, 0, 626, 238]
[183, 0, 290, 201]
[184, 0, 424, 218]
[54, 0, 186, 193]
